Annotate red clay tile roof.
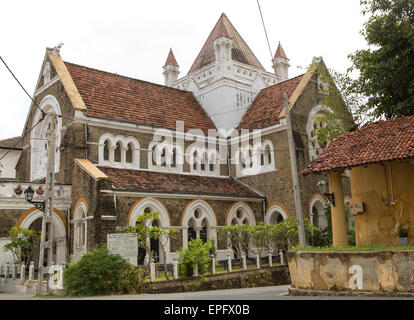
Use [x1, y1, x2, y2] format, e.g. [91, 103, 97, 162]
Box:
[301, 116, 414, 175]
[237, 75, 304, 130]
[99, 167, 263, 199]
[164, 48, 178, 67]
[64, 62, 216, 134]
[188, 13, 264, 74]
[274, 42, 287, 59]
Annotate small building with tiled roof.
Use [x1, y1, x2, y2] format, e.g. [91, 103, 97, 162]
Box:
[0, 13, 352, 267]
[0, 136, 23, 179]
[301, 115, 414, 246]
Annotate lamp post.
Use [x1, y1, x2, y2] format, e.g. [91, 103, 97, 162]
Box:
[24, 186, 45, 212]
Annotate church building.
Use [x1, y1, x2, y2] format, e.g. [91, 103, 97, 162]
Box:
[0, 13, 351, 267]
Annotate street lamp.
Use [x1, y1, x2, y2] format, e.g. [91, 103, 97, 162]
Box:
[317, 180, 335, 207]
[24, 186, 45, 212]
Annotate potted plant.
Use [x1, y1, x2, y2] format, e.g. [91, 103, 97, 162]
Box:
[398, 227, 409, 246]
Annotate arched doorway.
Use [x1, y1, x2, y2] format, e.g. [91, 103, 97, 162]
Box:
[17, 208, 67, 267]
[265, 203, 288, 225]
[309, 195, 328, 230]
[128, 197, 171, 264]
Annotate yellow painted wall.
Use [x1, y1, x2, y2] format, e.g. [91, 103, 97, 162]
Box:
[350, 160, 414, 246]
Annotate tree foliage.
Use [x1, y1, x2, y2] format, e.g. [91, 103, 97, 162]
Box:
[273, 217, 317, 250]
[312, 65, 358, 146]
[125, 211, 163, 266]
[4, 227, 40, 266]
[348, 0, 414, 119]
[217, 224, 250, 258]
[247, 222, 276, 257]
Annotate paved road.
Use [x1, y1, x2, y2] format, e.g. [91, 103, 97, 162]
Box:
[2, 285, 414, 300]
[0, 285, 289, 300]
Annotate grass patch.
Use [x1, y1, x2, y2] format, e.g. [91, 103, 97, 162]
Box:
[291, 245, 414, 252]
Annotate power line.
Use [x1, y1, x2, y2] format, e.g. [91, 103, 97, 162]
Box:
[256, 0, 274, 65]
[0, 56, 46, 117]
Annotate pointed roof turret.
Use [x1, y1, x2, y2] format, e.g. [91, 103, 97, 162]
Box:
[164, 48, 179, 67]
[274, 42, 288, 59]
[187, 13, 264, 74]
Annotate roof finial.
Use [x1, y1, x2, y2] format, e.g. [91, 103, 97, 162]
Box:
[46, 43, 64, 56]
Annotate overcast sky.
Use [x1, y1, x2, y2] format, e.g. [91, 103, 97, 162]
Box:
[0, 0, 368, 141]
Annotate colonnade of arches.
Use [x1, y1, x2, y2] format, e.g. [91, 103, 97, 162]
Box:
[15, 194, 352, 266]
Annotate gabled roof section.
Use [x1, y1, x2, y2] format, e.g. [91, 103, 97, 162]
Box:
[300, 115, 414, 176]
[48, 54, 87, 111]
[64, 61, 217, 134]
[98, 167, 263, 199]
[237, 74, 304, 131]
[188, 13, 265, 74]
[74, 159, 109, 181]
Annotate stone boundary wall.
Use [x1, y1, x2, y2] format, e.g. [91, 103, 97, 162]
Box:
[288, 250, 414, 294]
[142, 265, 290, 294]
[0, 278, 50, 295]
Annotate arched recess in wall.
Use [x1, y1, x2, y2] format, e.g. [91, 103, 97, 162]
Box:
[16, 207, 67, 264]
[72, 199, 88, 254]
[128, 197, 171, 264]
[181, 200, 218, 249]
[309, 194, 328, 230]
[306, 104, 332, 162]
[30, 94, 62, 181]
[265, 202, 289, 225]
[344, 197, 354, 227]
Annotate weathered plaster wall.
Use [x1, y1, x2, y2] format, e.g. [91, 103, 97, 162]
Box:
[288, 250, 414, 293]
[350, 160, 414, 246]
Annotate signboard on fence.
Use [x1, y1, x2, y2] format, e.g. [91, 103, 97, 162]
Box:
[107, 233, 138, 266]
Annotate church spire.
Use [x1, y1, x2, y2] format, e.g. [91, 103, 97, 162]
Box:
[272, 42, 290, 82]
[163, 48, 180, 87]
[188, 13, 264, 74]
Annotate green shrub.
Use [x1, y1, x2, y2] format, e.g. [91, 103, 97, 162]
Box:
[63, 246, 130, 296]
[177, 238, 212, 276]
[119, 265, 148, 294]
[310, 227, 332, 247]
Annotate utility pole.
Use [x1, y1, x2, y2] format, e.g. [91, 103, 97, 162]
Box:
[283, 93, 306, 247]
[37, 112, 57, 295]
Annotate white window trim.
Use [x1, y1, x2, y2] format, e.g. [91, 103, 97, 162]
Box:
[73, 201, 88, 253]
[306, 104, 332, 162]
[30, 95, 62, 181]
[98, 134, 140, 169]
[235, 140, 275, 178]
[148, 141, 184, 173]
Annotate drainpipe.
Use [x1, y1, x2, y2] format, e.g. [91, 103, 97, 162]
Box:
[67, 208, 71, 264]
[84, 123, 88, 159]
